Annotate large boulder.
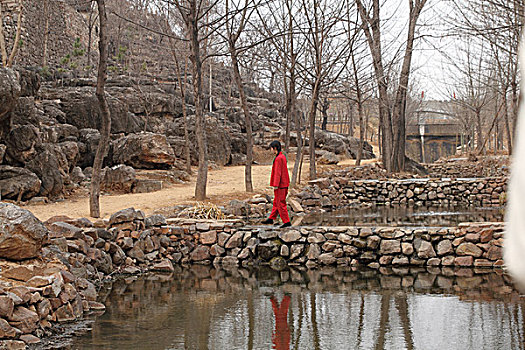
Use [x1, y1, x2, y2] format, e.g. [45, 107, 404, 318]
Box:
[16, 67, 41, 97]
[0, 68, 20, 137]
[111, 133, 175, 169]
[289, 129, 375, 160]
[0, 166, 41, 200]
[102, 165, 136, 192]
[25, 144, 68, 198]
[4, 124, 41, 166]
[0, 203, 47, 260]
[169, 115, 233, 166]
[77, 128, 101, 168]
[52, 88, 144, 133]
[40, 123, 79, 144]
[122, 86, 183, 116]
[11, 96, 40, 126]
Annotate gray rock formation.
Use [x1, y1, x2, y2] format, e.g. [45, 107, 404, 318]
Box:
[0, 203, 47, 260]
[111, 133, 175, 169]
[0, 68, 20, 138]
[0, 166, 41, 201]
[103, 165, 136, 192]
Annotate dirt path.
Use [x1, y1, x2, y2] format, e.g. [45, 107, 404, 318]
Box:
[23, 152, 379, 222]
[23, 164, 299, 221]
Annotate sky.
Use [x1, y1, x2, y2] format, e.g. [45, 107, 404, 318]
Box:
[377, 0, 469, 101]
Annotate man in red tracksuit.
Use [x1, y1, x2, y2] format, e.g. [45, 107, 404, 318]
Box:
[262, 140, 291, 228]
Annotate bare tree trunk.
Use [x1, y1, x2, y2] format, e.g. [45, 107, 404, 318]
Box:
[230, 49, 254, 192]
[357, 0, 426, 173]
[175, 0, 209, 201]
[350, 42, 364, 165]
[226, 0, 254, 192]
[320, 97, 329, 131]
[347, 104, 354, 137]
[181, 61, 192, 174]
[285, 101, 291, 154]
[190, 23, 208, 201]
[391, 0, 427, 171]
[503, 92, 513, 154]
[42, 0, 49, 67]
[308, 81, 321, 180]
[0, 3, 7, 66]
[291, 96, 303, 187]
[475, 109, 483, 150]
[172, 52, 192, 174]
[6, 0, 23, 67]
[356, 0, 393, 172]
[90, 0, 111, 218]
[87, 2, 97, 70]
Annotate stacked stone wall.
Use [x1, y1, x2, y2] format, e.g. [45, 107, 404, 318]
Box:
[297, 177, 507, 212]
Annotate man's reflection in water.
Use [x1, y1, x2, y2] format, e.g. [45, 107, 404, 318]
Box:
[270, 294, 291, 350]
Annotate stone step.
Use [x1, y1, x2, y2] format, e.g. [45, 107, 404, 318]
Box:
[132, 179, 162, 194]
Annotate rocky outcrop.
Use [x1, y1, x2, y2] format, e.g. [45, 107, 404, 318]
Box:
[111, 133, 175, 169]
[287, 129, 375, 160]
[0, 68, 20, 137]
[52, 88, 145, 134]
[0, 203, 47, 260]
[102, 165, 136, 192]
[0, 166, 41, 201]
[25, 144, 73, 199]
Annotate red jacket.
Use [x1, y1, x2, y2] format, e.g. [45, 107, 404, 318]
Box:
[270, 152, 290, 188]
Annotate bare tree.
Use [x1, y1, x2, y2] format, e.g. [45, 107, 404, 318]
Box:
[90, 0, 112, 218]
[447, 40, 494, 152]
[170, 42, 193, 174]
[172, 0, 213, 201]
[298, 0, 351, 180]
[448, 0, 523, 153]
[256, 0, 305, 186]
[356, 0, 428, 172]
[224, 0, 257, 192]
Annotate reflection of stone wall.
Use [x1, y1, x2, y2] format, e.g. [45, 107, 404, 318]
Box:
[77, 266, 522, 349]
[102, 266, 520, 307]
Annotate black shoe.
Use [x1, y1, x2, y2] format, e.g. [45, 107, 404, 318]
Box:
[261, 218, 274, 224]
[280, 222, 291, 228]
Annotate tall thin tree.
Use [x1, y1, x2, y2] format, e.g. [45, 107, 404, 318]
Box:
[90, 0, 112, 218]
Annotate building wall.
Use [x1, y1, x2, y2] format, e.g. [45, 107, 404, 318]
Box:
[407, 136, 459, 163]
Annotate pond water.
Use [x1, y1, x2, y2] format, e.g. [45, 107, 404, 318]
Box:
[299, 205, 505, 227]
[67, 266, 524, 350]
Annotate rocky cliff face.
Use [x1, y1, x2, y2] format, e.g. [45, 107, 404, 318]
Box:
[0, 65, 374, 202]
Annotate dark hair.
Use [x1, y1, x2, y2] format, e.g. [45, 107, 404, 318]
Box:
[269, 140, 282, 152]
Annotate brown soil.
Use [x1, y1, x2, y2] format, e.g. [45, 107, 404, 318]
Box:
[22, 163, 298, 222]
[23, 146, 380, 222]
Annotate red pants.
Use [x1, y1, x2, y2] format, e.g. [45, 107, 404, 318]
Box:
[269, 188, 290, 223]
[271, 295, 291, 350]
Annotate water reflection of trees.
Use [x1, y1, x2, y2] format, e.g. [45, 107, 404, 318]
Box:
[73, 266, 525, 349]
[303, 205, 504, 227]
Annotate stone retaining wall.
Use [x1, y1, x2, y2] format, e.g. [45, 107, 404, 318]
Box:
[0, 205, 506, 348]
[171, 220, 505, 270]
[296, 177, 507, 211]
